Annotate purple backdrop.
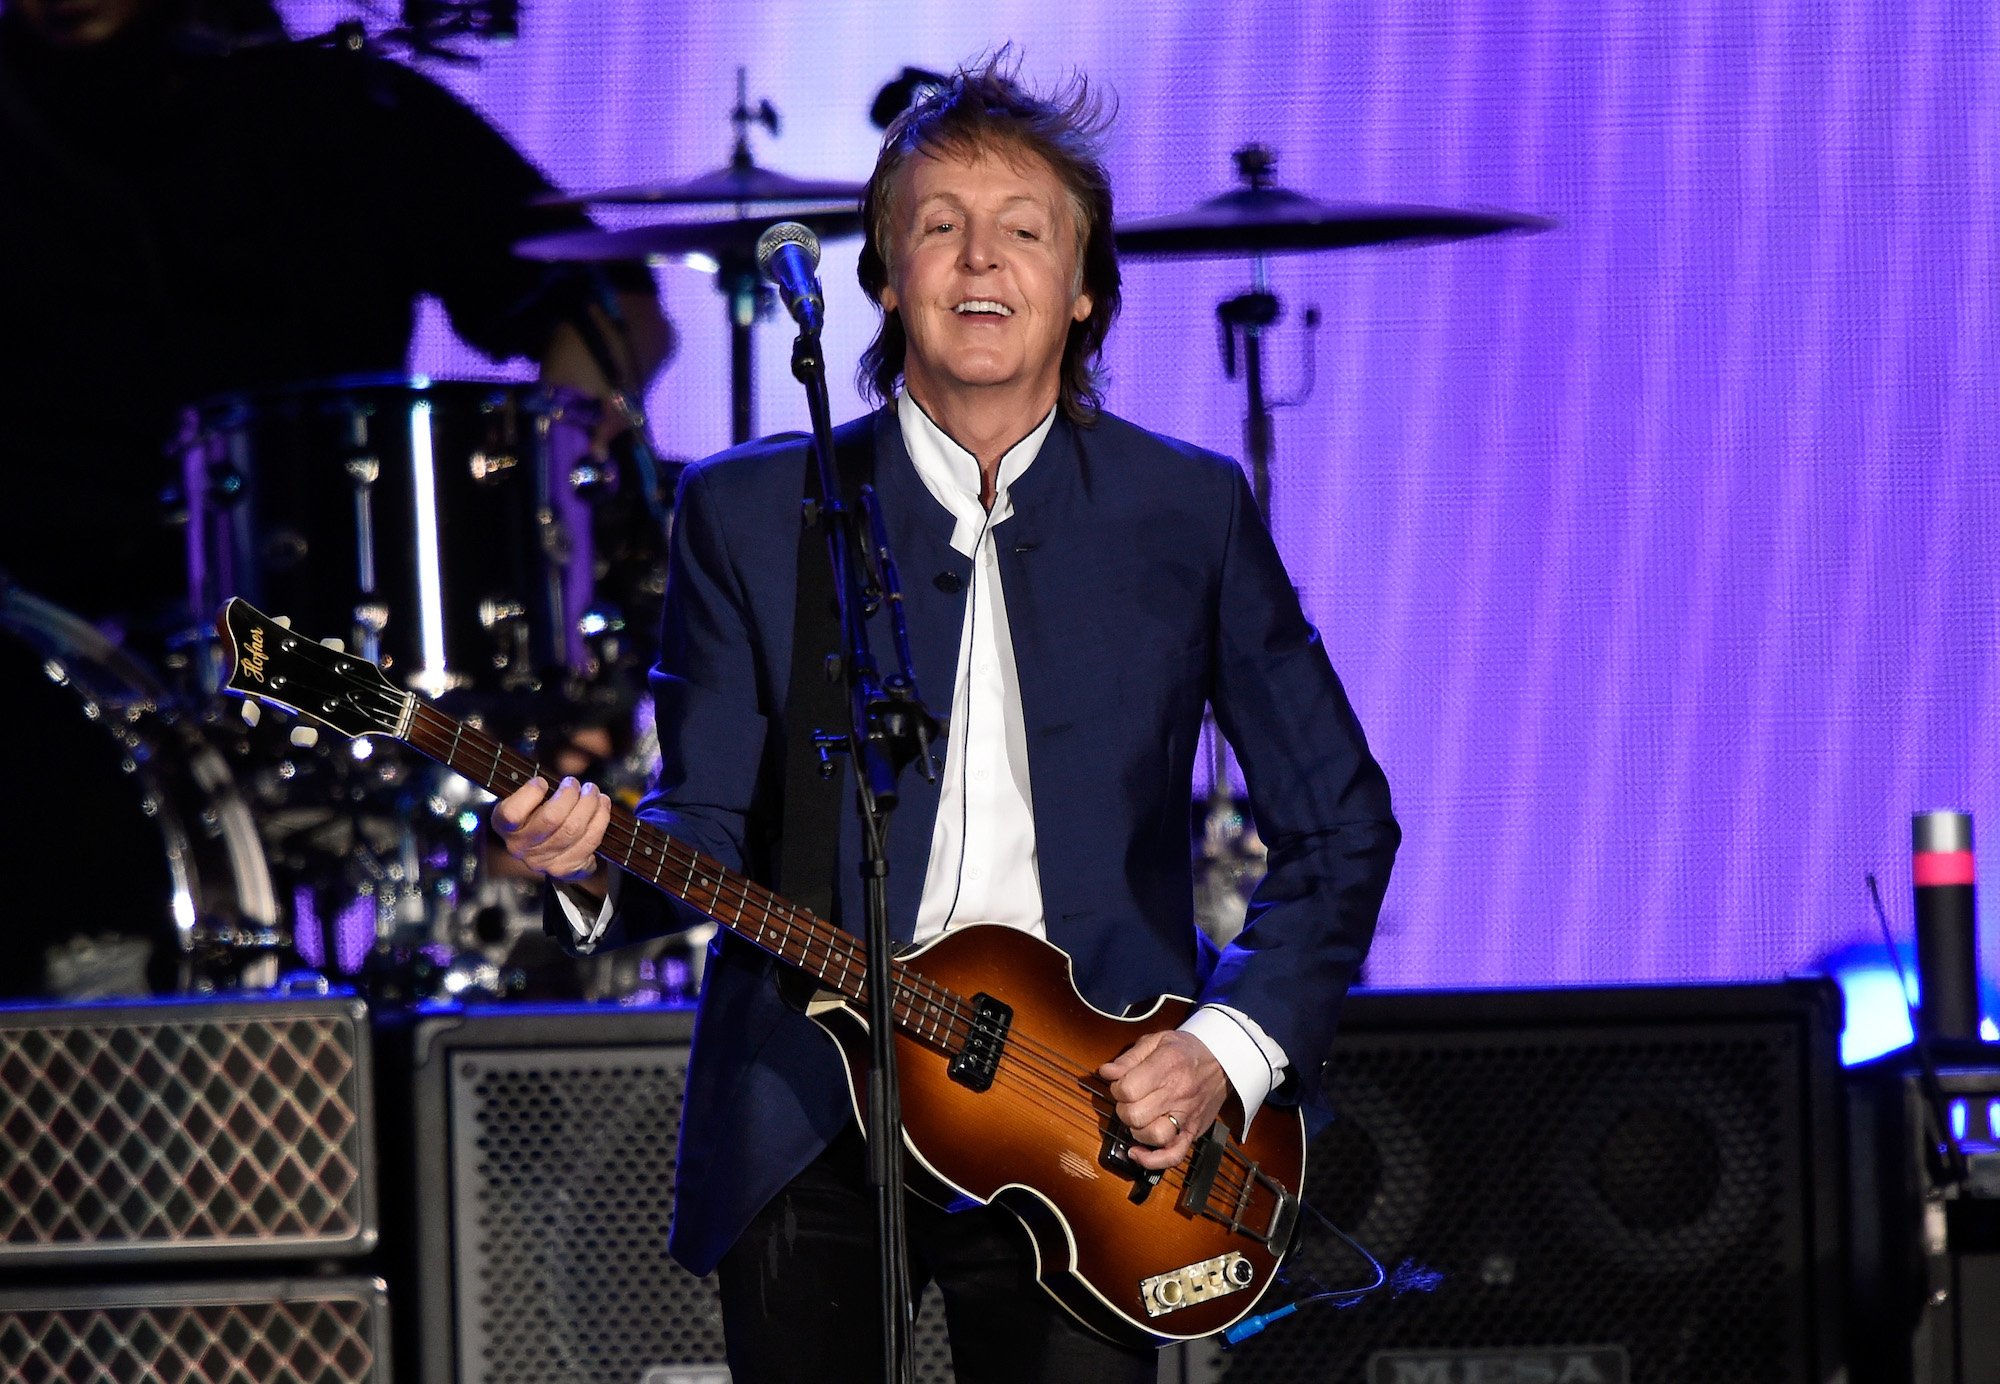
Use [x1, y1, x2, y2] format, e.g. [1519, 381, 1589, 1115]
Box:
[280, 0, 1999, 992]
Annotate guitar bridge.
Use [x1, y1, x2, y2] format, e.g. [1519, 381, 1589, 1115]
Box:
[946, 992, 1012, 1092]
[1179, 1121, 1301, 1252]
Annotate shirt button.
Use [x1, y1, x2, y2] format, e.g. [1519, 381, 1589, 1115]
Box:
[974, 768, 990, 782]
[978, 660, 994, 675]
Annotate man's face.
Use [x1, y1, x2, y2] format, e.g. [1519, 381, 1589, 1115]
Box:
[11, 0, 157, 46]
[878, 142, 1093, 411]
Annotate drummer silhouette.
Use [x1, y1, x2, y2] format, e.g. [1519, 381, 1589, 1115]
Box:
[0, 0, 671, 627]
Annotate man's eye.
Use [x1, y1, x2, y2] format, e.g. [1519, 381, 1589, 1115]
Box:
[928, 221, 956, 235]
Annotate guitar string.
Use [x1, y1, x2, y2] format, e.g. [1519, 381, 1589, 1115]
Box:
[392, 694, 1270, 1215]
[357, 685, 1270, 1213]
[390, 696, 1264, 1216]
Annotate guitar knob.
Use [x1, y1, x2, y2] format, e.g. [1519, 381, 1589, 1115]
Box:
[1228, 1258, 1255, 1286]
[274, 614, 292, 629]
[240, 701, 262, 728]
[290, 726, 319, 749]
[321, 637, 346, 653]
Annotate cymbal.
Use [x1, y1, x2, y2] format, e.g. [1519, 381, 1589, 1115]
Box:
[1115, 186, 1552, 258]
[515, 208, 863, 265]
[537, 160, 867, 210]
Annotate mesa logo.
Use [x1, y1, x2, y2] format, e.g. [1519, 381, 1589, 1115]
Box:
[1367, 1345, 1630, 1384]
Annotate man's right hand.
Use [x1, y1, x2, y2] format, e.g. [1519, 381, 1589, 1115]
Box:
[492, 776, 613, 903]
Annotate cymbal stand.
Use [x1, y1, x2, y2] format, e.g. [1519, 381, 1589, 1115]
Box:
[713, 67, 781, 444]
[1218, 279, 1281, 521]
[1203, 148, 1321, 937]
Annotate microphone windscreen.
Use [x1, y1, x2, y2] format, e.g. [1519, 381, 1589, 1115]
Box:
[756, 221, 822, 276]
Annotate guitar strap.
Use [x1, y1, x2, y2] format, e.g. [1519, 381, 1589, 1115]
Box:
[773, 415, 879, 926]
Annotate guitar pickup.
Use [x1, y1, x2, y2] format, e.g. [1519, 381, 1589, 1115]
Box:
[946, 992, 1012, 1092]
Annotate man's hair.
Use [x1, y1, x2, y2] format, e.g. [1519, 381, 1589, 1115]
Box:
[855, 51, 1122, 426]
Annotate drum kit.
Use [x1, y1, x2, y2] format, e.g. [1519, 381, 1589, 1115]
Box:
[12, 76, 1546, 1003]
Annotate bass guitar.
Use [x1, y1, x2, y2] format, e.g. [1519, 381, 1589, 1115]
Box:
[216, 598, 1305, 1346]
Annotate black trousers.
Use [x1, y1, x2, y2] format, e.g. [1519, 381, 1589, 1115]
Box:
[716, 1126, 1160, 1384]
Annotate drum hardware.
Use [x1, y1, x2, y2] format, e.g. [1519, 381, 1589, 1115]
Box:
[532, 68, 868, 211]
[519, 68, 867, 445]
[251, 724, 498, 1001]
[470, 448, 517, 481]
[1, 587, 282, 1000]
[182, 377, 603, 704]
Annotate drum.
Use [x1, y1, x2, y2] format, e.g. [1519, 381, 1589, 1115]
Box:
[0, 587, 279, 999]
[181, 377, 600, 700]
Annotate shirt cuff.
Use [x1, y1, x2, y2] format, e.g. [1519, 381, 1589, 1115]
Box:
[1178, 1004, 1291, 1138]
[553, 871, 620, 952]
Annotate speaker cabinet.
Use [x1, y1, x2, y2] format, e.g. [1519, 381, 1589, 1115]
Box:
[0, 1276, 390, 1383]
[0, 996, 376, 1267]
[1192, 981, 1846, 1384]
[408, 1005, 958, 1384]
[1848, 1048, 2000, 1384]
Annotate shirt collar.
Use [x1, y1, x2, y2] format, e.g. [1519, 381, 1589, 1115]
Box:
[897, 392, 1057, 555]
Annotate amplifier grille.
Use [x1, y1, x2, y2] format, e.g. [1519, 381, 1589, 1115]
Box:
[0, 1278, 388, 1384]
[436, 1022, 956, 1384]
[0, 1001, 373, 1262]
[1198, 991, 1839, 1384]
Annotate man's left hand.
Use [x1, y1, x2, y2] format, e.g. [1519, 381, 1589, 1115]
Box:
[1098, 1030, 1229, 1170]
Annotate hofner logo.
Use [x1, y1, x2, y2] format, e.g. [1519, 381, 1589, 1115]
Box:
[1367, 1345, 1630, 1384]
[240, 625, 269, 684]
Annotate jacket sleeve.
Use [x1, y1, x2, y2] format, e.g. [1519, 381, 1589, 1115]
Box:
[1196, 461, 1400, 1114]
[546, 461, 775, 953]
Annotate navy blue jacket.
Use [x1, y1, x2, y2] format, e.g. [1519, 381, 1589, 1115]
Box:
[575, 404, 1398, 1276]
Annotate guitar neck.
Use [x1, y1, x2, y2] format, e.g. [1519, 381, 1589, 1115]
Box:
[397, 698, 873, 1003]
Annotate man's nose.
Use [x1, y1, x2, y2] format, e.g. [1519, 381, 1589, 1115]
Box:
[960, 221, 1002, 271]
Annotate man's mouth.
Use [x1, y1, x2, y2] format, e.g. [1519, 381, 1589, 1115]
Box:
[953, 300, 1014, 317]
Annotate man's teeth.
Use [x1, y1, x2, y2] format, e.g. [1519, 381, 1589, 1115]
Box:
[954, 301, 1014, 316]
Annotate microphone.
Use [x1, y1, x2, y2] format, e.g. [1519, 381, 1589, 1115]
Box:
[756, 222, 825, 334]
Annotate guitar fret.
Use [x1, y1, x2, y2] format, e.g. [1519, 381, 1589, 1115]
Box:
[446, 720, 463, 771]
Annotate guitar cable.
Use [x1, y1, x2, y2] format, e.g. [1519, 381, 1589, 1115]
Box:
[1222, 1195, 1439, 1348]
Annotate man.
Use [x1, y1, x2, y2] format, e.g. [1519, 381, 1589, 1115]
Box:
[0, 0, 669, 623]
[496, 56, 1397, 1384]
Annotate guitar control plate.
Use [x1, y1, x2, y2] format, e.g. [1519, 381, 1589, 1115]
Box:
[1139, 1251, 1256, 1318]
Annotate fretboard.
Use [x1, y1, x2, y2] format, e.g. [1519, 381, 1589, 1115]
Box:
[396, 697, 969, 1048]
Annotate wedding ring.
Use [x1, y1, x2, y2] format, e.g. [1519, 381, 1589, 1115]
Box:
[1166, 1112, 1182, 1134]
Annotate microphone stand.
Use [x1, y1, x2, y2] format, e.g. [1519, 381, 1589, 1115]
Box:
[788, 324, 938, 1384]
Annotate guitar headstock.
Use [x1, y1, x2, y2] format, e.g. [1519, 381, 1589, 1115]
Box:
[215, 598, 410, 743]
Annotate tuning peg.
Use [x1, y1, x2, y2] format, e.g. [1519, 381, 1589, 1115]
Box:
[274, 614, 292, 629]
[321, 637, 345, 652]
[289, 726, 319, 749]
[240, 700, 262, 728]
